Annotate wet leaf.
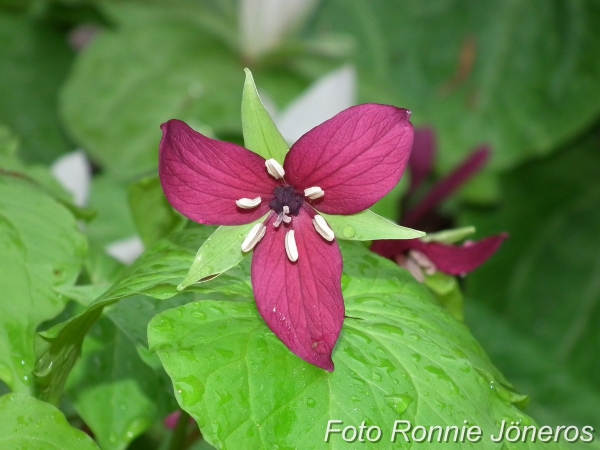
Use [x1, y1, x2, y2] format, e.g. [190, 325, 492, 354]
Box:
[462, 133, 600, 437]
[467, 302, 600, 447]
[0, 175, 86, 393]
[34, 227, 251, 404]
[149, 242, 559, 449]
[66, 316, 174, 450]
[0, 393, 99, 449]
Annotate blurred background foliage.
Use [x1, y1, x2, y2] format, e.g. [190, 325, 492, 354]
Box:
[1, 0, 599, 448]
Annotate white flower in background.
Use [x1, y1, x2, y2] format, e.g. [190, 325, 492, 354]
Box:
[105, 236, 145, 265]
[51, 150, 145, 265]
[51, 150, 91, 208]
[263, 65, 357, 144]
[240, 0, 319, 61]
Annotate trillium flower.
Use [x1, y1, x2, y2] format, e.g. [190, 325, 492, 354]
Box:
[371, 233, 508, 282]
[159, 82, 415, 370]
[372, 128, 507, 281]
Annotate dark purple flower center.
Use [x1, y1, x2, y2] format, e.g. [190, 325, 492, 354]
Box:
[269, 186, 303, 216]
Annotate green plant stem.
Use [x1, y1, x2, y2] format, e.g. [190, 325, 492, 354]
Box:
[168, 410, 191, 450]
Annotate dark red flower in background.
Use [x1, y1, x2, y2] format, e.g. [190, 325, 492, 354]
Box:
[372, 128, 507, 281]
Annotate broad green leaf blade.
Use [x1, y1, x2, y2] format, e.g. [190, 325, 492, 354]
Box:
[86, 175, 137, 247]
[66, 316, 174, 450]
[0, 133, 89, 216]
[321, 209, 425, 240]
[0, 14, 72, 164]
[178, 216, 267, 290]
[0, 175, 86, 393]
[468, 302, 600, 449]
[128, 175, 186, 247]
[317, 1, 600, 171]
[462, 134, 600, 435]
[0, 393, 99, 450]
[241, 68, 289, 163]
[60, 15, 242, 179]
[149, 242, 562, 450]
[34, 227, 252, 404]
[421, 226, 475, 244]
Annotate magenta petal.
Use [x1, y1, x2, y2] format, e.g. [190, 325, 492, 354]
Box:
[251, 208, 344, 371]
[408, 127, 436, 193]
[422, 234, 508, 275]
[371, 234, 508, 275]
[283, 104, 413, 215]
[159, 120, 278, 225]
[164, 411, 180, 429]
[370, 239, 411, 260]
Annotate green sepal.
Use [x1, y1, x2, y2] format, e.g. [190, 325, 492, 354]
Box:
[321, 209, 425, 241]
[421, 226, 475, 244]
[178, 215, 268, 290]
[241, 68, 289, 163]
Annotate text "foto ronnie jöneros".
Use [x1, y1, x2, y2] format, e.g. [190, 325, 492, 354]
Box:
[324, 420, 595, 444]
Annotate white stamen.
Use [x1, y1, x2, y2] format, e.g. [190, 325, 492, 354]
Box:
[409, 250, 437, 275]
[282, 215, 291, 224]
[236, 196, 261, 209]
[241, 223, 266, 252]
[304, 186, 324, 199]
[285, 230, 298, 262]
[312, 214, 335, 241]
[265, 158, 285, 179]
[283, 206, 289, 214]
[403, 256, 425, 283]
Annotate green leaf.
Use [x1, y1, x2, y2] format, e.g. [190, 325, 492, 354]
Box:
[128, 175, 186, 247]
[461, 133, 600, 433]
[0, 393, 99, 450]
[66, 316, 174, 450]
[467, 302, 600, 449]
[317, 0, 600, 171]
[321, 209, 425, 240]
[86, 175, 137, 247]
[60, 13, 243, 179]
[241, 69, 289, 163]
[178, 216, 267, 290]
[0, 124, 19, 156]
[0, 13, 72, 164]
[148, 241, 562, 450]
[0, 131, 87, 213]
[34, 227, 251, 404]
[0, 175, 86, 393]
